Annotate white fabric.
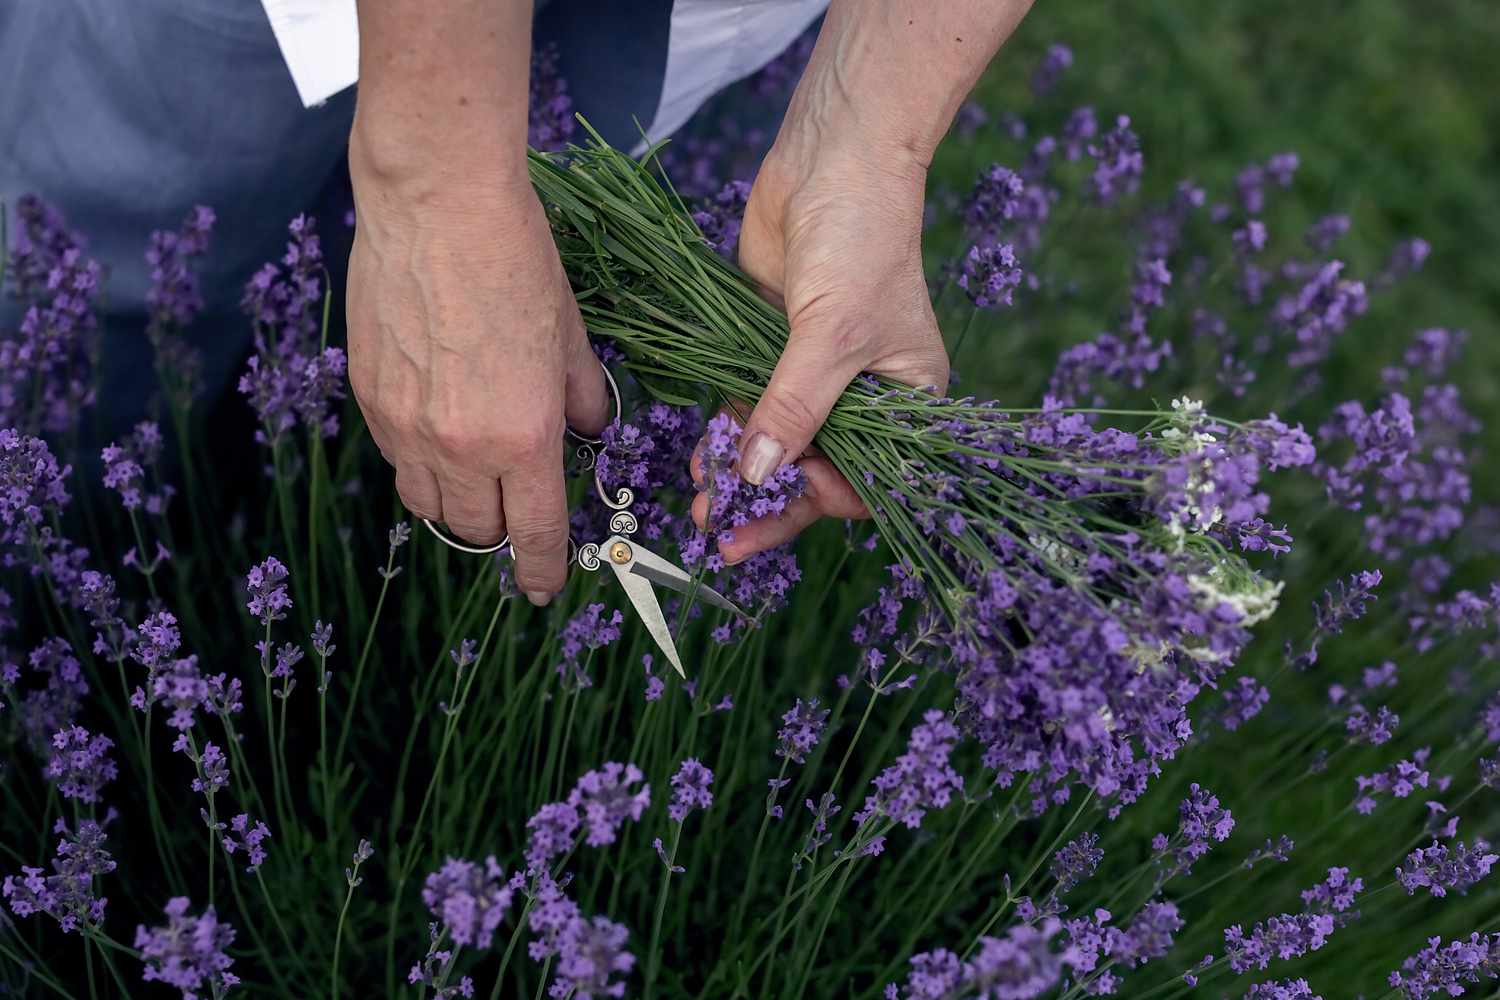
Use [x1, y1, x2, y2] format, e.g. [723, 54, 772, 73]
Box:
[258, 0, 827, 133]
[647, 0, 826, 142]
[259, 0, 360, 108]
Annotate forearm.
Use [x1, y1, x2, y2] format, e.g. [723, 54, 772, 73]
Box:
[350, 0, 534, 201]
[783, 0, 1034, 167]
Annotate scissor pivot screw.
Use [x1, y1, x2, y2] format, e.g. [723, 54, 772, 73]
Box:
[609, 541, 633, 565]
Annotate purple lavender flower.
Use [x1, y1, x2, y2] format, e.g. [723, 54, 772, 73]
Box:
[1155, 783, 1234, 880]
[0, 429, 72, 549]
[692, 179, 751, 258]
[1377, 237, 1432, 288]
[1344, 703, 1398, 746]
[1480, 755, 1500, 791]
[1235, 153, 1298, 214]
[1305, 213, 1351, 253]
[1289, 570, 1381, 670]
[45, 725, 117, 803]
[10, 638, 90, 755]
[697, 412, 807, 535]
[1225, 911, 1340, 974]
[557, 603, 625, 689]
[1273, 260, 1368, 368]
[407, 922, 476, 999]
[550, 914, 636, 999]
[3, 820, 114, 933]
[1050, 833, 1103, 894]
[568, 762, 651, 847]
[667, 758, 714, 823]
[1245, 835, 1295, 869]
[528, 43, 575, 151]
[526, 801, 583, 870]
[1396, 840, 1499, 898]
[958, 243, 1024, 309]
[775, 698, 830, 765]
[184, 739, 230, 796]
[1354, 750, 1430, 814]
[222, 814, 272, 874]
[421, 856, 513, 949]
[1087, 115, 1144, 202]
[0, 196, 101, 435]
[1061, 105, 1098, 161]
[1247, 980, 1322, 999]
[237, 216, 347, 444]
[146, 204, 215, 332]
[1030, 44, 1074, 96]
[312, 620, 336, 658]
[1109, 901, 1183, 968]
[964, 165, 1027, 235]
[135, 897, 239, 997]
[245, 557, 292, 625]
[853, 710, 964, 831]
[1298, 867, 1362, 912]
[892, 919, 1076, 999]
[1219, 677, 1270, 730]
[1389, 933, 1500, 998]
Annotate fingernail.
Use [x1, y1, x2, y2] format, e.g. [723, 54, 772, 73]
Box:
[740, 432, 783, 486]
[526, 590, 552, 607]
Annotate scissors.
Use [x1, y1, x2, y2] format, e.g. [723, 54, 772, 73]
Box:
[421, 363, 744, 677]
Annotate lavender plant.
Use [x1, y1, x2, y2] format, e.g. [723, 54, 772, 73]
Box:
[1, 28, 1497, 1000]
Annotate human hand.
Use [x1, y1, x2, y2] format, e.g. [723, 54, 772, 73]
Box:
[689, 134, 949, 562]
[346, 155, 608, 605]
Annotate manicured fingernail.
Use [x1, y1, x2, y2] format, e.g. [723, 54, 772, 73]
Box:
[526, 590, 552, 607]
[740, 432, 783, 486]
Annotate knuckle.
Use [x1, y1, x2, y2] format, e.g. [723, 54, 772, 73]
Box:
[446, 517, 504, 545]
[395, 489, 439, 521]
[497, 422, 561, 463]
[759, 390, 821, 437]
[428, 418, 489, 460]
[507, 518, 568, 555]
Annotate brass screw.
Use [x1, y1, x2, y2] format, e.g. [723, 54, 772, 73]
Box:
[609, 541, 633, 565]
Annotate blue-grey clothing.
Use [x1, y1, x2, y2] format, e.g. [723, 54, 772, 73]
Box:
[0, 0, 675, 431]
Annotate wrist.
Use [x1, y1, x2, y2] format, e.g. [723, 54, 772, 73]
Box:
[349, 113, 533, 222]
[786, 0, 1033, 165]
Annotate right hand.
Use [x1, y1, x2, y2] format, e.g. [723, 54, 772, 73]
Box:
[346, 154, 608, 606]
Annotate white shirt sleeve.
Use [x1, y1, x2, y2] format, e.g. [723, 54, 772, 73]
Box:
[259, 0, 360, 108]
[647, 0, 827, 143]
[257, 0, 828, 132]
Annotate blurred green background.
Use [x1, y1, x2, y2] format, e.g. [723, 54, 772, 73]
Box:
[948, 0, 1499, 447]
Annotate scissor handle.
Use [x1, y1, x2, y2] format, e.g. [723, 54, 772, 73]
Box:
[422, 359, 634, 556]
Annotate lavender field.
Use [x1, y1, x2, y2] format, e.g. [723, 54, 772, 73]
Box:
[3, 3, 1499, 998]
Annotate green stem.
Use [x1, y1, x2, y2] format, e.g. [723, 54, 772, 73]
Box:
[644, 822, 683, 998]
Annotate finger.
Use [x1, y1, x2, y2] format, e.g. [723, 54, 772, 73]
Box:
[562, 307, 610, 437]
[501, 447, 571, 606]
[690, 439, 705, 488]
[691, 489, 709, 532]
[435, 470, 505, 547]
[798, 455, 869, 520]
[738, 314, 864, 485]
[717, 497, 822, 564]
[395, 464, 444, 522]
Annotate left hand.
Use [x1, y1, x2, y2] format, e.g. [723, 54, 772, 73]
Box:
[690, 133, 950, 563]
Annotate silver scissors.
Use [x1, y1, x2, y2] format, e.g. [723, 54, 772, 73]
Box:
[421, 363, 744, 677]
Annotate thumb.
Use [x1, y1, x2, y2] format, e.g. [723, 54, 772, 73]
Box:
[739, 316, 864, 485]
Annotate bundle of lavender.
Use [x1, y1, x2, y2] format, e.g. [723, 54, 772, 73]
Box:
[530, 125, 1316, 805]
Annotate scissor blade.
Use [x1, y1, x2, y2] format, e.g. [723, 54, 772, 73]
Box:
[627, 547, 746, 617]
[612, 561, 687, 678]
